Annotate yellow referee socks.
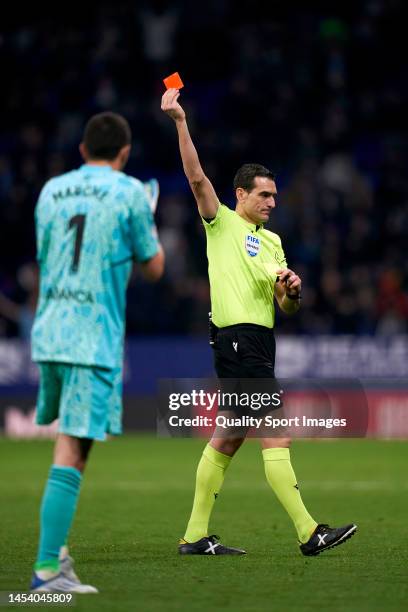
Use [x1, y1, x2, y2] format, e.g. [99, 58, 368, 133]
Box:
[183, 444, 232, 543]
[263, 447, 317, 543]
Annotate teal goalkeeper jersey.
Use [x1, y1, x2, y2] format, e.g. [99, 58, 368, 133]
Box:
[31, 164, 159, 369]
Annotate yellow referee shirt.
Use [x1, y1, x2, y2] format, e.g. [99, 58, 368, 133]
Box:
[203, 204, 287, 329]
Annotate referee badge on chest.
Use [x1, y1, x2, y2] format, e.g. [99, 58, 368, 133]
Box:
[245, 234, 261, 257]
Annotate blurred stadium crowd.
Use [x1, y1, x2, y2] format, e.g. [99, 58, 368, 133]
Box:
[0, 0, 407, 338]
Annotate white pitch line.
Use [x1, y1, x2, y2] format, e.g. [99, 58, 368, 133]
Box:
[2, 480, 406, 493]
[83, 480, 408, 492]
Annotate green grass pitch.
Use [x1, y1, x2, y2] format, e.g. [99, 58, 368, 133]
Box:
[1, 437, 407, 611]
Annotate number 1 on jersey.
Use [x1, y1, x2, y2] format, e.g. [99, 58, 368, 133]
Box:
[68, 214, 86, 273]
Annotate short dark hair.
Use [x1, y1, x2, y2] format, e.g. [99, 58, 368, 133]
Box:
[233, 163, 276, 192]
[83, 112, 131, 160]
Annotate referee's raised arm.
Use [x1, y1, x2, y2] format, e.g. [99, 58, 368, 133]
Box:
[161, 88, 219, 219]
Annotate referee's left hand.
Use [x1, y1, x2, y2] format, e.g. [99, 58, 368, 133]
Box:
[276, 268, 302, 297]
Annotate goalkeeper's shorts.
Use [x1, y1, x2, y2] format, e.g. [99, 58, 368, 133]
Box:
[35, 362, 123, 440]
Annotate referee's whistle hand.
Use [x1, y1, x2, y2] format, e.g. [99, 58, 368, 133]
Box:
[275, 268, 302, 295]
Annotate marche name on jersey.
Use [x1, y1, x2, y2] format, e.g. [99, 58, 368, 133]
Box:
[52, 185, 109, 202]
[45, 286, 95, 304]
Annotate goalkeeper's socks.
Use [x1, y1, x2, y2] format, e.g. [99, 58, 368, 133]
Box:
[183, 444, 232, 543]
[263, 448, 317, 543]
[34, 465, 82, 572]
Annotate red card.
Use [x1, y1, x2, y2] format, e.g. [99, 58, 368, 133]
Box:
[163, 72, 184, 90]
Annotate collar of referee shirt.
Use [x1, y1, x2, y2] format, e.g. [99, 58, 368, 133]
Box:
[235, 208, 264, 232]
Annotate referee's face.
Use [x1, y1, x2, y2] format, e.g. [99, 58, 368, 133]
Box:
[236, 177, 277, 224]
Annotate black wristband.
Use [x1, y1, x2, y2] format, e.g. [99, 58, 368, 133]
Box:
[285, 292, 301, 300]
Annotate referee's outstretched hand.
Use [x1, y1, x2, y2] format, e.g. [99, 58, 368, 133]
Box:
[276, 268, 302, 297]
[161, 88, 186, 123]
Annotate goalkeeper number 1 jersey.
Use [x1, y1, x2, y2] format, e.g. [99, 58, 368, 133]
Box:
[31, 164, 159, 369]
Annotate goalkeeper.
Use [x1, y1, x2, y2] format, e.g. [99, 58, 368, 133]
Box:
[30, 112, 164, 592]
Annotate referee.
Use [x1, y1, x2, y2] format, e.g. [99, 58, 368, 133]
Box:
[162, 88, 357, 556]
